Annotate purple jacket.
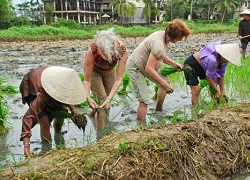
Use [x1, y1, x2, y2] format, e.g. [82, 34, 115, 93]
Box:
[199, 41, 228, 83]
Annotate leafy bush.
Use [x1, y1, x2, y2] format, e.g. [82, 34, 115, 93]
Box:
[51, 18, 80, 29]
[10, 17, 31, 27]
[0, 20, 10, 29]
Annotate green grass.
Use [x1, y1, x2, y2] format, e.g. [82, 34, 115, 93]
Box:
[224, 56, 250, 100]
[0, 19, 240, 41]
[0, 77, 18, 134]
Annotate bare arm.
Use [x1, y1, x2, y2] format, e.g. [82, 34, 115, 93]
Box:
[145, 53, 173, 93]
[100, 50, 128, 109]
[206, 77, 220, 99]
[68, 105, 78, 118]
[83, 49, 98, 109]
[163, 56, 183, 70]
[217, 77, 225, 95]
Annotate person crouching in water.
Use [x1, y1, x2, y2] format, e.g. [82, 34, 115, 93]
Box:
[183, 42, 241, 112]
[19, 66, 86, 157]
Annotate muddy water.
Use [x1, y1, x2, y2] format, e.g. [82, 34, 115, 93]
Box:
[0, 33, 249, 175]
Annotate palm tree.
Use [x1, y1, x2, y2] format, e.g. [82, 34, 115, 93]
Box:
[142, 0, 160, 24]
[214, 0, 243, 23]
[109, 0, 137, 25]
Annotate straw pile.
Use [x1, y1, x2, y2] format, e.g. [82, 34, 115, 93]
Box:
[1, 103, 250, 180]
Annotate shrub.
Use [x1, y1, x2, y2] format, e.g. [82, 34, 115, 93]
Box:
[51, 18, 80, 30]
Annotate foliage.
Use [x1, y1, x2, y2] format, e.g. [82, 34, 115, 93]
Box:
[109, 0, 137, 25]
[0, 20, 240, 41]
[0, 77, 17, 134]
[114, 140, 132, 158]
[44, 3, 53, 25]
[10, 17, 31, 27]
[0, 97, 10, 135]
[0, 26, 93, 41]
[51, 18, 80, 30]
[0, 77, 18, 94]
[142, 0, 160, 23]
[214, 0, 244, 23]
[118, 71, 130, 95]
[0, 0, 13, 29]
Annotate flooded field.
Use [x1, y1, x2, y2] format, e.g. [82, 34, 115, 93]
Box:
[0, 32, 249, 178]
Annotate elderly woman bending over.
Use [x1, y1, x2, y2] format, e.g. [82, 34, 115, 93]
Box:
[83, 28, 128, 117]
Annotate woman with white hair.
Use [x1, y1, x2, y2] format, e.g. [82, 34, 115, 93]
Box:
[83, 28, 128, 119]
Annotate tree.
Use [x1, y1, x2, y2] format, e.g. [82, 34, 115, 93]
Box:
[109, 0, 137, 25]
[142, 0, 160, 24]
[164, 0, 188, 21]
[0, 0, 13, 29]
[44, 3, 54, 24]
[214, 0, 244, 23]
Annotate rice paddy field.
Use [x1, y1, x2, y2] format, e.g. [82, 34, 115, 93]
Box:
[0, 32, 249, 179]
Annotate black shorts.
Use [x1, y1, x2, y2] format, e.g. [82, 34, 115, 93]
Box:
[184, 55, 206, 86]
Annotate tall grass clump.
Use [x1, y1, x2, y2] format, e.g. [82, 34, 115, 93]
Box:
[0, 97, 10, 135]
[0, 77, 18, 134]
[224, 57, 250, 101]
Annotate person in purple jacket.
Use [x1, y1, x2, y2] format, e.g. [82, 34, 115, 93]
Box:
[183, 41, 241, 106]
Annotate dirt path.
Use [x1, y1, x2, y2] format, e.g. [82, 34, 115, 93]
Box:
[1, 103, 249, 180]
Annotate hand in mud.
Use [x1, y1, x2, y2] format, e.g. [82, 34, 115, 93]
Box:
[215, 91, 220, 100]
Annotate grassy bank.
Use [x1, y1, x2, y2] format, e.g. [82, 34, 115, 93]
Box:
[0, 19, 239, 41]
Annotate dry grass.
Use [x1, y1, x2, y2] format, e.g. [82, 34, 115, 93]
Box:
[1, 103, 250, 180]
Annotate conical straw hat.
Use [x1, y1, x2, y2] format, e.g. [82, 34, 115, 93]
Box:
[41, 66, 86, 105]
[215, 43, 241, 66]
[240, 9, 250, 15]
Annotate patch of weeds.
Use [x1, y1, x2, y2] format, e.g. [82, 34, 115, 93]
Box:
[143, 139, 165, 152]
[0, 97, 11, 135]
[0, 77, 18, 94]
[85, 161, 95, 174]
[86, 127, 95, 146]
[114, 140, 132, 158]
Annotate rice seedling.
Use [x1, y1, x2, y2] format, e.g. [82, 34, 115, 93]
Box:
[86, 127, 95, 146]
[118, 71, 130, 95]
[114, 140, 131, 158]
[0, 77, 18, 94]
[85, 161, 95, 173]
[0, 97, 10, 135]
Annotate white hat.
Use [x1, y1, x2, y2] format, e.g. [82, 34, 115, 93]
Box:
[215, 43, 241, 66]
[41, 66, 86, 105]
[240, 9, 250, 15]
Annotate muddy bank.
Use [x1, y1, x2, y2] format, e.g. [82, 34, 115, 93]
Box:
[1, 103, 250, 180]
[0, 32, 239, 59]
[0, 32, 240, 77]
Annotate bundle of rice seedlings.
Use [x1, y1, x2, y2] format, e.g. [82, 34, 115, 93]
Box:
[50, 111, 87, 130]
[118, 72, 130, 95]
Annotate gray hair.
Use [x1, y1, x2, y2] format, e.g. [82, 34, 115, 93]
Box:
[94, 28, 119, 62]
